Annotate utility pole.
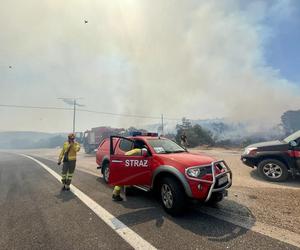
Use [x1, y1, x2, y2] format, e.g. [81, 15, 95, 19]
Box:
[58, 98, 84, 133]
[73, 99, 76, 133]
[161, 114, 164, 136]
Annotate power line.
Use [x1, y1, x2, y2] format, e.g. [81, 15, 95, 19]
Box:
[0, 104, 182, 121]
[77, 108, 181, 121]
[0, 104, 73, 111]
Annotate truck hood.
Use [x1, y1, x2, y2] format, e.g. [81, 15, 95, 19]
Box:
[156, 152, 216, 168]
[247, 140, 287, 148]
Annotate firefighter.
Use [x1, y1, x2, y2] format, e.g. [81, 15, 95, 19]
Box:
[180, 132, 188, 149]
[57, 133, 81, 191]
[112, 147, 142, 201]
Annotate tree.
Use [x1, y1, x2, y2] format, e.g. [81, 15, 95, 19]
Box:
[176, 117, 192, 131]
[210, 122, 229, 135]
[175, 119, 214, 147]
[281, 110, 300, 135]
[193, 124, 214, 146]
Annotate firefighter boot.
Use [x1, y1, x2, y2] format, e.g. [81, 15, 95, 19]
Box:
[112, 194, 123, 201]
[65, 185, 70, 191]
[112, 186, 123, 201]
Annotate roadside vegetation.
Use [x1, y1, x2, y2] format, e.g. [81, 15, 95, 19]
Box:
[1, 110, 300, 149]
[173, 110, 300, 149]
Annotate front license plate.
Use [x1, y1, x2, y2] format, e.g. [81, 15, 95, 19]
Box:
[218, 176, 228, 186]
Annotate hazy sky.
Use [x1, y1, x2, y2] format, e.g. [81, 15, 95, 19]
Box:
[0, 0, 300, 133]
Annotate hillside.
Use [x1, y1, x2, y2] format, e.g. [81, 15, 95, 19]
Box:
[0, 131, 66, 149]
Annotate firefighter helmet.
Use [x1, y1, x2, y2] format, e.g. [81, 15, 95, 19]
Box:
[68, 133, 75, 140]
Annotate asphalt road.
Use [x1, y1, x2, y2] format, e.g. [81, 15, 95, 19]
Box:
[0, 152, 299, 250]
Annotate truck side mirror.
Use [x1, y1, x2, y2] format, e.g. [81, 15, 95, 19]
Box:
[141, 148, 148, 157]
[290, 140, 298, 147]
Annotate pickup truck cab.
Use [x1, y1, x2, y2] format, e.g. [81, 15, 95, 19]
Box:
[241, 130, 300, 182]
[96, 132, 232, 215]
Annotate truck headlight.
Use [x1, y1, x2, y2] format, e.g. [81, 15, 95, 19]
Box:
[186, 168, 202, 178]
[244, 147, 257, 155]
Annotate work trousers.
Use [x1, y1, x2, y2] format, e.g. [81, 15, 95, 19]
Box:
[113, 186, 121, 196]
[113, 186, 131, 196]
[62, 160, 76, 186]
[181, 140, 188, 149]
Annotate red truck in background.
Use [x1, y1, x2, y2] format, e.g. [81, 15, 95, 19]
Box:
[83, 127, 125, 153]
[96, 132, 232, 215]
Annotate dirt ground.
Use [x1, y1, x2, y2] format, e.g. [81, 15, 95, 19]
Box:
[192, 147, 300, 235]
[16, 147, 300, 234]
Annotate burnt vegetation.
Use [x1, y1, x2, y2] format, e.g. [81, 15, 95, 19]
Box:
[173, 110, 300, 148]
[281, 110, 300, 136]
[175, 118, 214, 147]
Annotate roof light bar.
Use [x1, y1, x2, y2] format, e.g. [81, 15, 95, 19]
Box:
[130, 132, 158, 137]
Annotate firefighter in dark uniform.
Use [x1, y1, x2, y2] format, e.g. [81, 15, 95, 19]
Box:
[180, 132, 188, 149]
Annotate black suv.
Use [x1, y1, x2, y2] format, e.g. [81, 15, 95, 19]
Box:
[241, 131, 300, 182]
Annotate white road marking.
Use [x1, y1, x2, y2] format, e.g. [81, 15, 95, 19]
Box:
[199, 206, 300, 248]
[21, 154, 156, 250]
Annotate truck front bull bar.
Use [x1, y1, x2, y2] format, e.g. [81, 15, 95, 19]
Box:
[205, 160, 232, 202]
[185, 160, 232, 202]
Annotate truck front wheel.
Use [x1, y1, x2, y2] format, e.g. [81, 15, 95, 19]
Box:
[159, 177, 186, 216]
[207, 192, 224, 205]
[258, 159, 289, 182]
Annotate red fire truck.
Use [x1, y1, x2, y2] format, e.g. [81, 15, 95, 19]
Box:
[96, 132, 232, 215]
[83, 127, 125, 153]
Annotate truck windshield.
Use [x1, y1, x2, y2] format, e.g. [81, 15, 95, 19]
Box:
[147, 138, 186, 154]
[283, 130, 300, 143]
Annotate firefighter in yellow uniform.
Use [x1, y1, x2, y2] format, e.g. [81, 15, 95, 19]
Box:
[57, 133, 81, 191]
[112, 148, 142, 201]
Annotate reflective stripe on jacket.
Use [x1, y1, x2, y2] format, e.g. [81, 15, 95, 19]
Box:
[58, 141, 80, 162]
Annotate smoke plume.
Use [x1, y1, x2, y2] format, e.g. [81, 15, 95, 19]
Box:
[0, 0, 299, 132]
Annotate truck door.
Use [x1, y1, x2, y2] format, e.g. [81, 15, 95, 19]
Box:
[291, 139, 300, 170]
[108, 136, 152, 186]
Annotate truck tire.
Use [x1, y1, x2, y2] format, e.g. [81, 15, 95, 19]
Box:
[258, 159, 289, 182]
[102, 162, 110, 183]
[207, 192, 224, 205]
[159, 177, 186, 216]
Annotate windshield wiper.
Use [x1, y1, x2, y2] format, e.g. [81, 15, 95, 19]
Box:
[163, 150, 174, 154]
[161, 150, 186, 154]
